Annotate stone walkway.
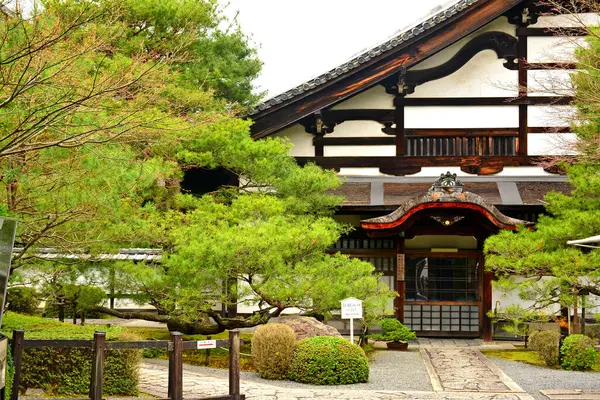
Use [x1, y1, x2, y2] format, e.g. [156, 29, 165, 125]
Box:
[140, 362, 533, 399]
[421, 349, 525, 393]
[139, 345, 536, 400]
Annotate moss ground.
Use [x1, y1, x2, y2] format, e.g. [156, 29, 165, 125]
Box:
[482, 349, 600, 371]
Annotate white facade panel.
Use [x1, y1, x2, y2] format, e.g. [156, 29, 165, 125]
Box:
[532, 13, 600, 28]
[528, 133, 577, 155]
[331, 85, 394, 110]
[405, 106, 519, 128]
[528, 105, 574, 127]
[324, 145, 395, 157]
[274, 124, 314, 157]
[408, 51, 518, 98]
[528, 36, 584, 63]
[328, 120, 388, 138]
[528, 69, 574, 97]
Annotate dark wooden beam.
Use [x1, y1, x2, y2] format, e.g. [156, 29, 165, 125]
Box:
[516, 26, 587, 37]
[394, 96, 573, 106]
[295, 155, 549, 176]
[250, 0, 526, 139]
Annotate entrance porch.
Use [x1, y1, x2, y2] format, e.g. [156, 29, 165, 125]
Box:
[354, 173, 533, 340]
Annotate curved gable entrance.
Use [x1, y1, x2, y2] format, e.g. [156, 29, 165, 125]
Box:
[361, 173, 532, 340]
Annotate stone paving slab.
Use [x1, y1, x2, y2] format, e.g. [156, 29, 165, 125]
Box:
[421, 349, 525, 393]
[540, 390, 600, 400]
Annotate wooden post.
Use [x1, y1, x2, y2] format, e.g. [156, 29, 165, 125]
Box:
[10, 330, 24, 400]
[228, 330, 241, 400]
[168, 332, 183, 400]
[89, 331, 105, 400]
[204, 335, 211, 366]
[395, 239, 405, 322]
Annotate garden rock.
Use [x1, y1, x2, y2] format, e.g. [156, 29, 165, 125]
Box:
[271, 316, 342, 340]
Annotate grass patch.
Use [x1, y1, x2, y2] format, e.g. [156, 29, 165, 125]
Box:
[482, 349, 600, 371]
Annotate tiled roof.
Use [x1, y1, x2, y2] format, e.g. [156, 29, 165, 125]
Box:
[250, 0, 481, 115]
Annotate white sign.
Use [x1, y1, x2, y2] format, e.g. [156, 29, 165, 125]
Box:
[341, 297, 363, 319]
[196, 340, 217, 349]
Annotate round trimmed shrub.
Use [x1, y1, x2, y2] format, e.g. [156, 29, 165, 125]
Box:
[528, 330, 560, 366]
[560, 334, 598, 371]
[288, 336, 369, 385]
[251, 323, 296, 379]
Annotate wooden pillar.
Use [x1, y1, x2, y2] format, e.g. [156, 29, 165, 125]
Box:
[517, 21, 528, 156]
[168, 332, 183, 400]
[228, 330, 241, 400]
[395, 102, 405, 156]
[89, 331, 105, 400]
[395, 239, 405, 321]
[10, 330, 24, 400]
[482, 267, 494, 342]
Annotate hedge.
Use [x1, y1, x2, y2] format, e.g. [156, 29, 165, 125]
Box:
[1, 312, 140, 396]
[288, 336, 369, 385]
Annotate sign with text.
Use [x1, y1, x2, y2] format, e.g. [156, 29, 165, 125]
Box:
[341, 297, 363, 319]
[196, 340, 217, 349]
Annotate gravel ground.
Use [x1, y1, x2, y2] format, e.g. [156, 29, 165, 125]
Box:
[487, 356, 600, 400]
[151, 349, 433, 391]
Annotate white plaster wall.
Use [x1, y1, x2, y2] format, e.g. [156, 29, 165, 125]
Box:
[405, 106, 519, 128]
[531, 13, 600, 29]
[324, 145, 395, 157]
[528, 133, 578, 155]
[528, 36, 584, 63]
[332, 85, 394, 110]
[273, 123, 314, 157]
[408, 51, 518, 98]
[328, 120, 388, 138]
[492, 277, 561, 314]
[528, 69, 574, 97]
[528, 105, 575, 127]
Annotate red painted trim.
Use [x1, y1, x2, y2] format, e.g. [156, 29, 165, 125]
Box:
[361, 202, 519, 231]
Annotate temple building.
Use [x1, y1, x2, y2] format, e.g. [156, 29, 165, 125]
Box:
[247, 0, 596, 339]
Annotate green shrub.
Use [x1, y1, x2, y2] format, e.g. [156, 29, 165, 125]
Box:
[366, 318, 416, 342]
[288, 336, 369, 385]
[1, 312, 140, 395]
[251, 323, 296, 379]
[6, 287, 39, 315]
[560, 334, 598, 371]
[528, 330, 560, 366]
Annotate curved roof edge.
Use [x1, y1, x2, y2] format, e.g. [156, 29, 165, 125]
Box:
[361, 190, 534, 231]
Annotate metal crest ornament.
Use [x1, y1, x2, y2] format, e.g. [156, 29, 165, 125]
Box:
[430, 172, 464, 193]
[431, 216, 465, 226]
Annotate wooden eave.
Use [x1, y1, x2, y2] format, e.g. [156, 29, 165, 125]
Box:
[250, 0, 526, 139]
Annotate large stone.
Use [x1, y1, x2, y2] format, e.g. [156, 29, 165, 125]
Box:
[271, 316, 342, 341]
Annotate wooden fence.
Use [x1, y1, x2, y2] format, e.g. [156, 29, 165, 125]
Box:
[10, 330, 244, 400]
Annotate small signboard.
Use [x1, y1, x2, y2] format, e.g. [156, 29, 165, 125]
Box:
[196, 340, 217, 349]
[341, 297, 363, 319]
